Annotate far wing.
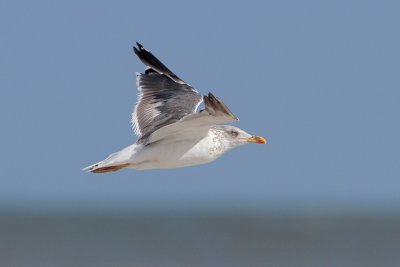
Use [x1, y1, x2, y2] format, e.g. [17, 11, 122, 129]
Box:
[146, 92, 239, 144]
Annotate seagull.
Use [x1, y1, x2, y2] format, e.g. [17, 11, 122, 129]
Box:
[84, 42, 266, 173]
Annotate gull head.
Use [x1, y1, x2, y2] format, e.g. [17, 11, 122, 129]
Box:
[215, 125, 267, 149]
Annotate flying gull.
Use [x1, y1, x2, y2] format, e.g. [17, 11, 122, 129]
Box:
[84, 42, 266, 173]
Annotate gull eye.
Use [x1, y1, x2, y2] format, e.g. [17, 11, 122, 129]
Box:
[231, 131, 239, 137]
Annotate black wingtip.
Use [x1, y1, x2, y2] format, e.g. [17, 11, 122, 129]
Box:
[132, 42, 185, 84]
[206, 92, 238, 120]
[133, 41, 144, 55]
[208, 92, 221, 103]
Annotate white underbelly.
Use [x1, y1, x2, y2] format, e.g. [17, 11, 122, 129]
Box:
[130, 137, 223, 169]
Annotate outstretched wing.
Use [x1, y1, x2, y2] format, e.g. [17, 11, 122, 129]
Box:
[146, 92, 239, 144]
[132, 43, 203, 140]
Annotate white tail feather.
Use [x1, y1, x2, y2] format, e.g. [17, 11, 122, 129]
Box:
[83, 144, 139, 173]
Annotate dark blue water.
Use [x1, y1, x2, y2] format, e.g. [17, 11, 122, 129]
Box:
[1, 211, 399, 267]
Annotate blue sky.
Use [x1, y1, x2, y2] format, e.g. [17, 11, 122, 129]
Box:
[1, 0, 399, 212]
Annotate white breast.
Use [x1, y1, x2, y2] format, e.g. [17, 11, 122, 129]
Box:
[130, 129, 227, 169]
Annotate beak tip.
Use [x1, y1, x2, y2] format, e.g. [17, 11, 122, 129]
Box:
[248, 136, 267, 144]
[258, 137, 267, 144]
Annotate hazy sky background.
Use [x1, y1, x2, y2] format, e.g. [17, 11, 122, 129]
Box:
[1, 0, 399, 212]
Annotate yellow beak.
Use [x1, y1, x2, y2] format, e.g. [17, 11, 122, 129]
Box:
[247, 136, 267, 144]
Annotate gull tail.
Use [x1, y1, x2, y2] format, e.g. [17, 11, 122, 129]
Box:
[83, 144, 138, 173]
[83, 162, 130, 173]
